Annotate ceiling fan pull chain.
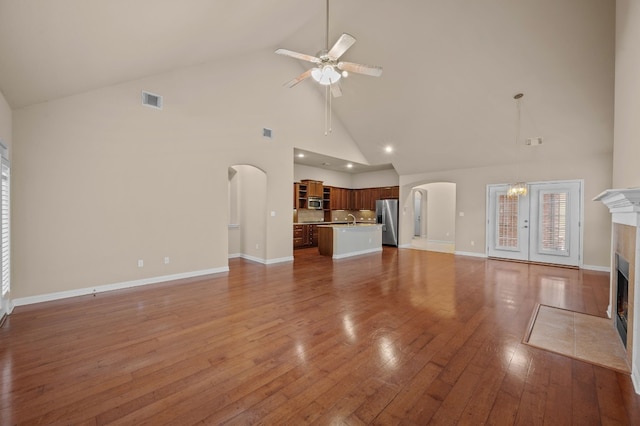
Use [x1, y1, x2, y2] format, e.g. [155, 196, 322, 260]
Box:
[329, 85, 333, 133]
[324, 85, 329, 136]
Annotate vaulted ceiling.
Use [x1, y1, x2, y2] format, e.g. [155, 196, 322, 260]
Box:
[0, 0, 615, 176]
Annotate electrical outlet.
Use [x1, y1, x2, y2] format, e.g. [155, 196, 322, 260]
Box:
[137, 259, 144, 267]
[164, 257, 170, 264]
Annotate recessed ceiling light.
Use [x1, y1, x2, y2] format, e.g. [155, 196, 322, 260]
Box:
[346, 163, 353, 168]
[384, 145, 394, 153]
[297, 153, 305, 158]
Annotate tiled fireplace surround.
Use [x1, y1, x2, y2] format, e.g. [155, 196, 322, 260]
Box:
[595, 189, 640, 393]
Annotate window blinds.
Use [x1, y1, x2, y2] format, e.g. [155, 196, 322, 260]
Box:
[1, 156, 9, 296]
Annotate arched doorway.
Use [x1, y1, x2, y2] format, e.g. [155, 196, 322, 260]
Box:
[228, 165, 268, 264]
[409, 182, 456, 253]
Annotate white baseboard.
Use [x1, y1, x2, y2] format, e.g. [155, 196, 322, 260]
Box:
[265, 256, 294, 265]
[231, 254, 294, 265]
[11, 267, 229, 307]
[333, 247, 382, 260]
[581, 264, 610, 272]
[454, 250, 487, 258]
[239, 254, 266, 264]
[632, 368, 640, 395]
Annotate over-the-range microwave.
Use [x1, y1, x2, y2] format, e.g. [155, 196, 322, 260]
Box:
[307, 197, 323, 210]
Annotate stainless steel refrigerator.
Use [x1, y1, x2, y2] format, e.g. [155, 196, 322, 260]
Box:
[376, 199, 399, 246]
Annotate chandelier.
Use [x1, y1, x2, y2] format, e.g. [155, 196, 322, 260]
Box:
[507, 93, 528, 198]
[507, 182, 527, 197]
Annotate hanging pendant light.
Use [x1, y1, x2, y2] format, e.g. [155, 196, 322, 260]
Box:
[507, 93, 528, 198]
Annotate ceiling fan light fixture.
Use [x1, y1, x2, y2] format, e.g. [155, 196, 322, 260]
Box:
[311, 65, 341, 85]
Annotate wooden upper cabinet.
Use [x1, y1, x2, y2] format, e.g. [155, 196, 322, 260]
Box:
[379, 186, 399, 199]
[368, 188, 380, 210]
[294, 182, 309, 209]
[322, 186, 331, 210]
[301, 180, 323, 198]
[294, 183, 398, 211]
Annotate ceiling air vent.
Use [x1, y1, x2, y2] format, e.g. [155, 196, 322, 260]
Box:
[263, 128, 273, 139]
[142, 91, 163, 110]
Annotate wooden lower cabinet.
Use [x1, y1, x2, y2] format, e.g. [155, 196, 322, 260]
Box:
[318, 227, 333, 256]
[293, 224, 318, 249]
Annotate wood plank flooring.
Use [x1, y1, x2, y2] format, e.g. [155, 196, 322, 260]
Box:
[1, 247, 639, 425]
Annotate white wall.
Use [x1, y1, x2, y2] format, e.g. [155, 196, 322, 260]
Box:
[614, 0, 640, 188]
[236, 165, 267, 261]
[351, 169, 399, 189]
[11, 48, 364, 299]
[400, 152, 612, 267]
[413, 182, 456, 243]
[0, 90, 10, 152]
[228, 167, 240, 257]
[294, 163, 399, 189]
[294, 164, 353, 188]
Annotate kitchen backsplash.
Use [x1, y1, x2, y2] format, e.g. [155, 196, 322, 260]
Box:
[330, 210, 376, 222]
[295, 209, 324, 223]
[294, 209, 376, 223]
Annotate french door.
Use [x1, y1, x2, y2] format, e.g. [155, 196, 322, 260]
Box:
[487, 180, 582, 267]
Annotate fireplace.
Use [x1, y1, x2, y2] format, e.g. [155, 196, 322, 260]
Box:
[594, 188, 640, 394]
[616, 253, 629, 347]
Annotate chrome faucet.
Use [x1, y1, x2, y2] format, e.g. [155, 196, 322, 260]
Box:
[347, 214, 356, 226]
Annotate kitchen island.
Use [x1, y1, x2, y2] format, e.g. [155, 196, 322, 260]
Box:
[317, 224, 383, 259]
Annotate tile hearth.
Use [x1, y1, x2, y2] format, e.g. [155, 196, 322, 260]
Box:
[526, 304, 629, 373]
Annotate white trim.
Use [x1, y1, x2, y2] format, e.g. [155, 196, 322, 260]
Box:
[332, 247, 382, 259]
[11, 267, 229, 307]
[454, 250, 487, 258]
[581, 264, 610, 272]
[229, 254, 294, 264]
[633, 368, 640, 395]
[265, 256, 294, 265]
[398, 243, 412, 249]
[239, 254, 266, 264]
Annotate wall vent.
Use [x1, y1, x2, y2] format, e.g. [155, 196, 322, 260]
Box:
[525, 137, 543, 146]
[142, 91, 163, 110]
[263, 128, 273, 139]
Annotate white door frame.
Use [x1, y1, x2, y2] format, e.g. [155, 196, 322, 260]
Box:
[486, 180, 583, 267]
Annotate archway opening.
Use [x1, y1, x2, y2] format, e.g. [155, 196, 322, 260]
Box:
[228, 165, 267, 265]
[409, 182, 456, 253]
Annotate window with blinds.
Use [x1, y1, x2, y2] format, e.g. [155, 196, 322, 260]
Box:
[1, 157, 8, 296]
[496, 194, 519, 249]
[539, 191, 568, 255]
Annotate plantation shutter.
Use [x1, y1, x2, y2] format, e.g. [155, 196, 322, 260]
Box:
[1, 150, 9, 296]
[496, 194, 520, 250]
[538, 190, 569, 256]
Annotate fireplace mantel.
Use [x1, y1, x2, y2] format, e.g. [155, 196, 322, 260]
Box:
[595, 188, 640, 222]
[595, 188, 640, 394]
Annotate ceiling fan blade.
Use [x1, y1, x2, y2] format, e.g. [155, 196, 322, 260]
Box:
[330, 82, 343, 98]
[327, 33, 356, 60]
[284, 69, 313, 88]
[337, 61, 383, 77]
[275, 49, 321, 64]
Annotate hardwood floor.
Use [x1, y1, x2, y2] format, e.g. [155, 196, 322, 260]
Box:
[1, 247, 639, 425]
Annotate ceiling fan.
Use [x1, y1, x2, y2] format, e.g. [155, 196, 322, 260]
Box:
[275, 0, 382, 101]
